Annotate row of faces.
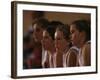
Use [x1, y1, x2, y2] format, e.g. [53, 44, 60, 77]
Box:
[33, 23, 83, 51]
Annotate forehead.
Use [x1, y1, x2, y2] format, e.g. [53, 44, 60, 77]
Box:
[55, 30, 63, 38]
[70, 24, 77, 31]
[43, 30, 49, 36]
[33, 23, 42, 29]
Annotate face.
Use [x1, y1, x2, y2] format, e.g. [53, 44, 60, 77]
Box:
[55, 30, 68, 52]
[33, 24, 43, 42]
[42, 30, 52, 50]
[70, 24, 82, 47]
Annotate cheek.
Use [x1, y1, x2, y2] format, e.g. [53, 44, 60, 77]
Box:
[42, 39, 45, 46]
[38, 31, 43, 37]
[45, 39, 51, 46]
[55, 40, 58, 48]
[74, 34, 77, 40]
[46, 40, 50, 45]
[44, 39, 48, 45]
[55, 40, 62, 48]
[38, 32, 43, 40]
[43, 40, 48, 49]
[71, 34, 74, 41]
[71, 34, 76, 44]
[34, 32, 40, 39]
[72, 33, 77, 39]
[33, 31, 37, 36]
[73, 34, 79, 44]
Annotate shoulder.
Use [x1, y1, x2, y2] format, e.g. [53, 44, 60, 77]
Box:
[82, 41, 91, 51]
[68, 46, 79, 55]
[81, 40, 91, 59]
[81, 41, 91, 66]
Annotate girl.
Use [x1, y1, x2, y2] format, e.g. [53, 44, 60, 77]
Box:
[70, 19, 91, 66]
[54, 24, 71, 67]
[42, 21, 62, 68]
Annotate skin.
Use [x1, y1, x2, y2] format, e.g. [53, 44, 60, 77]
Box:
[54, 30, 69, 67]
[33, 23, 43, 42]
[42, 30, 53, 51]
[55, 30, 68, 53]
[70, 24, 89, 66]
[70, 24, 86, 48]
[42, 30, 55, 68]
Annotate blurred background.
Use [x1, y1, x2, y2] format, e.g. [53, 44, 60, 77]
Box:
[23, 10, 90, 33]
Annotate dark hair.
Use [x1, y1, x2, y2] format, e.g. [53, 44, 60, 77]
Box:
[71, 19, 90, 41]
[23, 33, 32, 44]
[50, 21, 63, 27]
[32, 18, 49, 29]
[32, 11, 45, 19]
[56, 24, 70, 40]
[46, 21, 63, 40]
